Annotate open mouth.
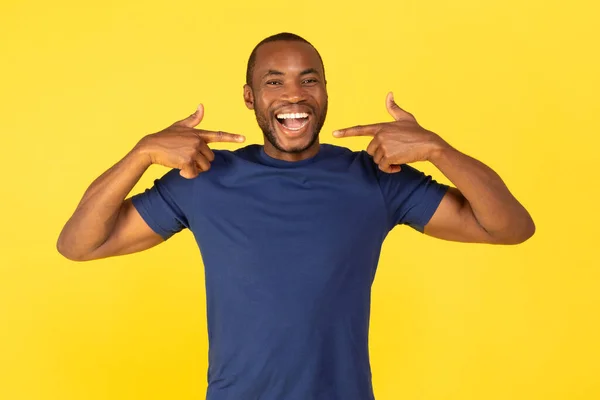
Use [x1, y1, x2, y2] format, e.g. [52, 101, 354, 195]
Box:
[275, 112, 310, 136]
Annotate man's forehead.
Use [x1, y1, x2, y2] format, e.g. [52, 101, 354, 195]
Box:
[254, 41, 323, 75]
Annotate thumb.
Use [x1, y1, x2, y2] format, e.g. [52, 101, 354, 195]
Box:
[385, 92, 410, 121]
[179, 104, 205, 128]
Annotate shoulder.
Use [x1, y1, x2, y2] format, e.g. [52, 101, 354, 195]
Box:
[319, 144, 390, 174]
[319, 143, 358, 157]
[325, 142, 430, 181]
[153, 146, 260, 185]
[317, 143, 371, 166]
[211, 144, 262, 165]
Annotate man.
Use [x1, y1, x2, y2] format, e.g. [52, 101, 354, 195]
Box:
[57, 32, 535, 400]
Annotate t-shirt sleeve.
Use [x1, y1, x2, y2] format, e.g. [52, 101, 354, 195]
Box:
[375, 160, 450, 233]
[130, 168, 192, 240]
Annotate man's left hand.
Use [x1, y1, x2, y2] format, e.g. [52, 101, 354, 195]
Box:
[332, 92, 448, 173]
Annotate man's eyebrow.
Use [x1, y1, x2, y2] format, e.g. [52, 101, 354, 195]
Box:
[261, 68, 321, 79]
[300, 68, 319, 76]
[262, 69, 284, 79]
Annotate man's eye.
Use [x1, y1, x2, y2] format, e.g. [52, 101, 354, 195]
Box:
[266, 81, 282, 85]
[303, 79, 317, 84]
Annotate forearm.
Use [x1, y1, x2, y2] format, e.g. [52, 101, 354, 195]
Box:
[428, 143, 535, 242]
[57, 147, 151, 258]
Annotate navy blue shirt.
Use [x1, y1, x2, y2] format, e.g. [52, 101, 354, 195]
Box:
[131, 144, 449, 400]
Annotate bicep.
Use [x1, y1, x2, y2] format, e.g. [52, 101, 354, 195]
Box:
[83, 198, 165, 260]
[423, 187, 496, 244]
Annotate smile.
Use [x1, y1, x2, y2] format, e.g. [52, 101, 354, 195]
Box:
[276, 113, 309, 131]
[274, 111, 311, 137]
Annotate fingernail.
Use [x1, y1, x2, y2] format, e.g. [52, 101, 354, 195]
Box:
[333, 130, 342, 137]
[237, 136, 245, 142]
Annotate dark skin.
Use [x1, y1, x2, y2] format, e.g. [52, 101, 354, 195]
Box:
[57, 39, 534, 262]
[243, 41, 328, 162]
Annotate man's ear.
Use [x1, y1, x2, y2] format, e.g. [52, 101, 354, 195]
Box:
[243, 84, 254, 110]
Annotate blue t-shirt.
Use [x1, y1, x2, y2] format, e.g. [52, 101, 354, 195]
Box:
[131, 143, 449, 400]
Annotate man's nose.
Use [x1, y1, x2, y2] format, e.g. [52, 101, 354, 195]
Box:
[282, 81, 306, 103]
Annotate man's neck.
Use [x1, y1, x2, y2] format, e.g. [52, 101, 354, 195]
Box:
[262, 141, 321, 162]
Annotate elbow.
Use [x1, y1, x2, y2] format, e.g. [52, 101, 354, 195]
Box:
[523, 217, 536, 241]
[56, 241, 78, 261]
[492, 215, 536, 245]
[56, 236, 90, 262]
[516, 212, 536, 244]
[510, 221, 535, 245]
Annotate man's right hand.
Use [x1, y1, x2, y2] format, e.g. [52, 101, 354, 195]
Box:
[135, 104, 246, 179]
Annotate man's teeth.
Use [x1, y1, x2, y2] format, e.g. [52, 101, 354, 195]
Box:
[276, 112, 309, 119]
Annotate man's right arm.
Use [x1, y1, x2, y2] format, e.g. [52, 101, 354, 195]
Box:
[56, 104, 245, 262]
[56, 149, 163, 261]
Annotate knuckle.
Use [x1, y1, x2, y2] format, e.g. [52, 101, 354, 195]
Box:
[194, 135, 205, 146]
[180, 154, 192, 165]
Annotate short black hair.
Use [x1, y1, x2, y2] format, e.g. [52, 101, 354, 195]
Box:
[245, 32, 325, 86]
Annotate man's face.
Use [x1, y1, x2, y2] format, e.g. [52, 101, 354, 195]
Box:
[244, 41, 328, 157]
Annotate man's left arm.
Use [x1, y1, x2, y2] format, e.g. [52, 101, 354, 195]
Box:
[333, 92, 535, 245]
[423, 145, 535, 244]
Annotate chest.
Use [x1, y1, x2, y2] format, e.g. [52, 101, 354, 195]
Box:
[190, 169, 388, 254]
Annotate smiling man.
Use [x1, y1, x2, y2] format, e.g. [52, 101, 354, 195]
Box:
[243, 37, 327, 161]
[57, 33, 535, 400]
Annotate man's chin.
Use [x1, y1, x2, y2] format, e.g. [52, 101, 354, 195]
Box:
[265, 129, 319, 154]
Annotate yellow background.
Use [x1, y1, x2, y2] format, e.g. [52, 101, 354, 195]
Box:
[1, 0, 598, 399]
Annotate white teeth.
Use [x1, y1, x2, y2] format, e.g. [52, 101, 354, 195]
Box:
[276, 112, 309, 119]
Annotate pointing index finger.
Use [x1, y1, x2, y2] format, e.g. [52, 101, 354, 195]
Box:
[333, 124, 380, 138]
[196, 129, 246, 143]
